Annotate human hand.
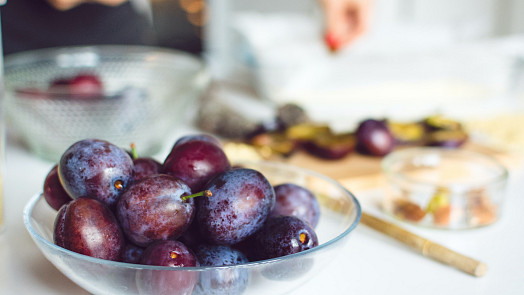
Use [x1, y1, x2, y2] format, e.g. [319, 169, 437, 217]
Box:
[320, 0, 371, 52]
[46, 0, 127, 11]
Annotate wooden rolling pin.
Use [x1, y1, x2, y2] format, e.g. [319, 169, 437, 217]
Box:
[361, 212, 487, 277]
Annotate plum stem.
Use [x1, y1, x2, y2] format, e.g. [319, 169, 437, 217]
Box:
[130, 143, 138, 160]
[181, 190, 212, 202]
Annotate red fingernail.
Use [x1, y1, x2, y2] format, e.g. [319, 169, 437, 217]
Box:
[325, 33, 339, 53]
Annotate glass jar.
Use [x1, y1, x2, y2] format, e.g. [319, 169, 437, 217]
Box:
[382, 147, 508, 229]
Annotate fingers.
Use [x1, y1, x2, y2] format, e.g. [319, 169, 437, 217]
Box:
[92, 0, 128, 7]
[46, 0, 127, 10]
[323, 0, 345, 51]
[46, 0, 84, 10]
[343, 3, 369, 45]
[322, 0, 370, 51]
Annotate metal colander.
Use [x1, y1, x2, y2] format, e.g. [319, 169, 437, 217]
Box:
[4, 46, 209, 161]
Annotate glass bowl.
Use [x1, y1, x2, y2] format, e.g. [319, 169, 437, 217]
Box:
[23, 161, 361, 295]
[382, 147, 508, 229]
[4, 45, 209, 162]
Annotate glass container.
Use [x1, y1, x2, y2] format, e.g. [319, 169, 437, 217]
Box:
[24, 161, 361, 295]
[382, 147, 508, 229]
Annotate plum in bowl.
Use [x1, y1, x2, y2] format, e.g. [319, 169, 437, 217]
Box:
[23, 161, 361, 295]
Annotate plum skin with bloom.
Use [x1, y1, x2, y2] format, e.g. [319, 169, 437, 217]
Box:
[53, 197, 125, 261]
[58, 139, 134, 208]
[116, 174, 195, 247]
[43, 165, 72, 211]
[162, 140, 230, 193]
[192, 244, 249, 295]
[270, 183, 320, 228]
[137, 240, 199, 295]
[197, 168, 276, 245]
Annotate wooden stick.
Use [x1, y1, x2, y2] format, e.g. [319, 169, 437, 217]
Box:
[361, 212, 488, 277]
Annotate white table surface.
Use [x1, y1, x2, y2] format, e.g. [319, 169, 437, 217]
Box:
[1, 124, 524, 295]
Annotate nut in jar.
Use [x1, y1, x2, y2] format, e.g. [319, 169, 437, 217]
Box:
[382, 148, 508, 229]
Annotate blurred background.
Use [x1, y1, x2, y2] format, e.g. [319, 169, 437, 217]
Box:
[203, 0, 524, 134]
[231, 0, 524, 36]
[4, 0, 524, 158]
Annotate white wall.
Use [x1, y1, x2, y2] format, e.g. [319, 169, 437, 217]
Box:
[207, 0, 524, 78]
[508, 0, 524, 34]
[232, 0, 315, 13]
[231, 0, 524, 39]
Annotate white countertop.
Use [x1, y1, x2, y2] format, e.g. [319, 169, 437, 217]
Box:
[1, 124, 524, 295]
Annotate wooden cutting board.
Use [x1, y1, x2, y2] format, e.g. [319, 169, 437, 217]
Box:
[279, 142, 523, 193]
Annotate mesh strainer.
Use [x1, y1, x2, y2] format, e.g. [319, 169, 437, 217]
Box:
[4, 46, 209, 161]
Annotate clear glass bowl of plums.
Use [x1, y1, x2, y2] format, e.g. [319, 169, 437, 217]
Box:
[24, 161, 361, 295]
